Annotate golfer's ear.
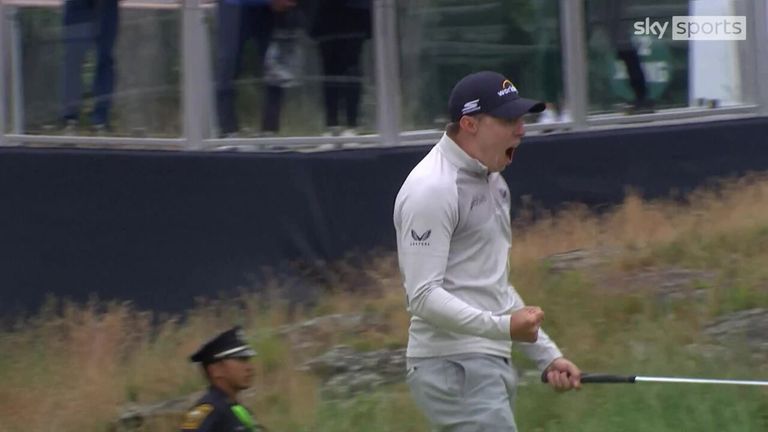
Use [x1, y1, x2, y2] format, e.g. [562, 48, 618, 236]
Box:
[459, 115, 480, 133]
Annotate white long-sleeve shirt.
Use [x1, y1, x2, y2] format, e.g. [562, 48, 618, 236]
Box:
[393, 133, 562, 370]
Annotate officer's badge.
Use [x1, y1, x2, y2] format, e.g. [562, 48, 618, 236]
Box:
[180, 403, 213, 430]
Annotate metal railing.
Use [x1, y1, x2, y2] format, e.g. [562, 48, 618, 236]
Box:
[1, 0, 766, 151]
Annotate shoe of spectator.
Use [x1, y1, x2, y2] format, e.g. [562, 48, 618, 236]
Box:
[340, 128, 360, 147]
[326, 126, 343, 136]
[537, 109, 558, 124]
[91, 123, 109, 136]
[63, 119, 78, 136]
[625, 100, 655, 115]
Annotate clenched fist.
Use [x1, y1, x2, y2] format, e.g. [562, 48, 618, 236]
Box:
[509, 306, 543, 342]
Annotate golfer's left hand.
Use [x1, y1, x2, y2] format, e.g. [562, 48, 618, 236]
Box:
[544, 357, 581, 392]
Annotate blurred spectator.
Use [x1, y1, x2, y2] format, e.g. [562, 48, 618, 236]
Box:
[590, 0, 653, 114]
[264, 7, 305, 133]
[60, 0, 119, 134]
[310, 0, 371, 136]
[215, 0, 296, 137]
[534, 0, 570, 124]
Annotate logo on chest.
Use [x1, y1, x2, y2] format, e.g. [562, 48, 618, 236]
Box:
[470, 193, 488, 211]
[499, 188, 508, 201]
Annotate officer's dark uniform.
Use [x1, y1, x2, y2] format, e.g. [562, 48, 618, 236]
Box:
[180, 326, 265, 432]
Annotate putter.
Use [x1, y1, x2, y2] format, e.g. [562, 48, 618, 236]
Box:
[541, 372, 768, 387]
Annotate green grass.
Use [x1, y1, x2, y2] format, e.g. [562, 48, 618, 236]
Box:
[515, 316, 768, 432]
[2, 177, 768, 431]
[311, 388, 429, 432]
[518, 382, 768, 432]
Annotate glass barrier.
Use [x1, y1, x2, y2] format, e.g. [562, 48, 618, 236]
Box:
[203, 0, 377, 139]
[397, 0, 565, 131]
[6, 1, 181, 137]
[584, 0, 752, 116]
[1, 0, 764, 147]
[114, 4, 181, 136]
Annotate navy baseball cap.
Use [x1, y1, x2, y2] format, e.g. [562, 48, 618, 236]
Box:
[189, 326, 257, 364]
[448, 71, 545, 122]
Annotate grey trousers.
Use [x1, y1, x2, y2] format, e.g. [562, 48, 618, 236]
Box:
[406, 354, 518, 432]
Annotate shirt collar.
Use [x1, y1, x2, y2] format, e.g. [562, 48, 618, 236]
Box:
[436, 133, 489, 176]
[210, 385, 236, 403]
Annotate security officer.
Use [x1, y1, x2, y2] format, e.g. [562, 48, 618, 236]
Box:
[180, 326, 266, 432]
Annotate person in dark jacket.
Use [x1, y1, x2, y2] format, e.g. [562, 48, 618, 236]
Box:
[215, 0, 296, 136]
[590, 0, 653, 113]
[60, 0, 120, 133]
[310, 0, 372, 135]
[180, 326, 266, 432]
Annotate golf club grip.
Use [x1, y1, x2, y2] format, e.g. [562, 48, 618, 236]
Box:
[541, 372, 637, 384]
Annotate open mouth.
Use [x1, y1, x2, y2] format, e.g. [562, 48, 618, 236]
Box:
[505, 146, 515, 162]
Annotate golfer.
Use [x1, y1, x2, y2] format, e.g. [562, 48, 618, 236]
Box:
[394, 71, 581, 431]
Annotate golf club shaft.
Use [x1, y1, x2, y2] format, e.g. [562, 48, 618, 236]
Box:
[635, 376, 768, 386]
[542, 372, 768, 386]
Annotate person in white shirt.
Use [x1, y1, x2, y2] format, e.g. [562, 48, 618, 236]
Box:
[394, 71, 581, 431]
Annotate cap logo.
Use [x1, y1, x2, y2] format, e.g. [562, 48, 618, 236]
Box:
[497, 80, 518, 97]
[462, 98, 481, 115]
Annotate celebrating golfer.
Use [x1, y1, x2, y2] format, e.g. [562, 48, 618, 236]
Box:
[394, 71, 581, 431]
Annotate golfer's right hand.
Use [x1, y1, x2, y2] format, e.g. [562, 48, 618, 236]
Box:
[509, 306, 543, 342]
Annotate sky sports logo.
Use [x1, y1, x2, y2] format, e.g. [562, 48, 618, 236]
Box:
[634, 16, 746, 40]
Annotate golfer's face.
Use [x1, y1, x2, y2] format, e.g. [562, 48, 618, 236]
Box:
[475, 115, 525, 172]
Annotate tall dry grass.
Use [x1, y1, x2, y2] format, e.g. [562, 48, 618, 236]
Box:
[0, 273, 411, 431]
[1, 174, 768, 431]
[511, 174, 768, 265]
